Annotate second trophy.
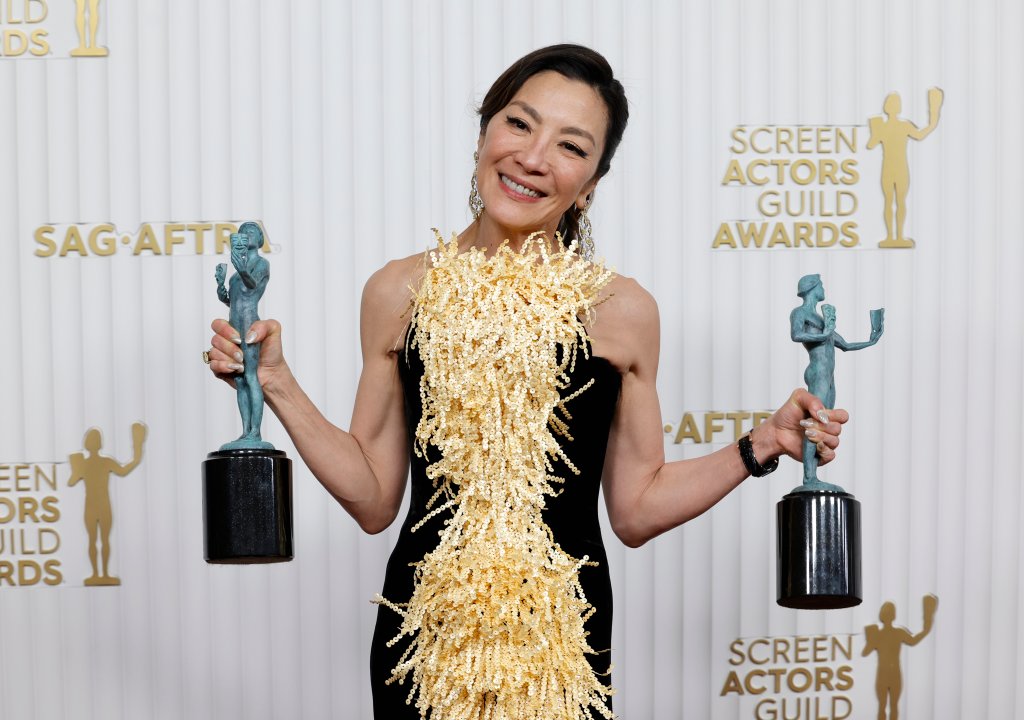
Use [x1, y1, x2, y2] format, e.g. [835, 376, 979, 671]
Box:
[778, 274, 884, 609]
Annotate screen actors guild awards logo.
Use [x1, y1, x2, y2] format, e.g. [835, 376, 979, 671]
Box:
[67, 422, 146, 585]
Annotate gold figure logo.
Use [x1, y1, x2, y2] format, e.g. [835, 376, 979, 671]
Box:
[867, 88, 943, 248]
[862, 594, 938, 720]
[69, 0, 107, 57]
[67, 423, 146, 586]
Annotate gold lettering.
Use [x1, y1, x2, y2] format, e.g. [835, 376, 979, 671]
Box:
[816, 221, 839, 247]
[28, 0, 46, 23]
[34, 225, 56, 256]
[840, 221, 859, 247]
[840, 158, 859, 184]
[0, 497, 13, 522]
[673, 413, 702, 444]
[728, 638, 746, 666]
[712, 223, 737, 249]
[832, 634, 853, 661]
[750, 127, 773, 154]
[187, 223, 213, 254]
[18, 559, 41, 585]
[791, 159, 816, 185]
[747, 638, 770, 665]
[39, 528, 59, 553]
[59, 225, 87, 256]
[14, 464, 30, 491]
[34, 464, 56, 491]
[725, 412, 751, 440]
[703, 412, 725, 443]
[88, 224, 116, 256]
[44, 558, 62, 585]
[767, 223, 791, 248]
[721, 159, 747, 185]
[744, 669, 767, 695]
[819, 158, 839, 184]
[164, 223, 186, 254]
[794, 222, 814, 248]
[133, 224, 162, 255]
[834, 665, 854, 691]
[815, 665, 835, 691]
[719, 670, 744, 696]
[758, 191, 781, 218]
[776, 127, 794, 154]
[19, 496, 39, 522]
[729, 127, 749, 154]
[3, 28, 28, 56]
[746, 159, 771, 186]
[40, 495, 59, 522]
[29, 27, 46, 55]
[837, 127, 857, 153]
[797, 127, 814, 153]
[786, 667, 812, 693]
[793, 636, 810, 662]
[738, 222, 768, 249]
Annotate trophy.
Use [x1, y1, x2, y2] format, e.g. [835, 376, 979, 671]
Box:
[202, 222, 293, 563]
[777, 274, 884, 608]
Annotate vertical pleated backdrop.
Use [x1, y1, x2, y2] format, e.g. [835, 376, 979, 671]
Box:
[0, 0, 1021, 718]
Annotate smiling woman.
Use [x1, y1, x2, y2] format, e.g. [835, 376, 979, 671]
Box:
[205, 43, 844, 720]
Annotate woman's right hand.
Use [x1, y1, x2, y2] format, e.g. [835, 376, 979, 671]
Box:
[207, 318, 290, 391]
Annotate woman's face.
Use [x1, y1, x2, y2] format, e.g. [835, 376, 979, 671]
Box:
[476, 71, 608, 241]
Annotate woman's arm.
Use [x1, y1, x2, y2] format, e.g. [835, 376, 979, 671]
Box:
[207, 257, 418, 533]
[596, 279, 847, 548]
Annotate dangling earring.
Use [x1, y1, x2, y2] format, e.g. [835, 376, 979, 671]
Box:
[469, 151, 484, 220]
[577, 202, 594, 259]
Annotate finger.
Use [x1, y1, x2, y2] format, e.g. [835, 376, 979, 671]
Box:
[211, 318, 242, 344]
[815, 440, 836, 462]
[210, 335, 245, 364]
[245, 319, 281, 345]
[209, 356, 244, 376]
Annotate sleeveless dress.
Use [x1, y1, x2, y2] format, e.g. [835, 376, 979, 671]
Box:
[369, 337, 622, 718]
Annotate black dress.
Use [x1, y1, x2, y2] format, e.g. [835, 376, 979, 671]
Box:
[370, 338, 622, 718]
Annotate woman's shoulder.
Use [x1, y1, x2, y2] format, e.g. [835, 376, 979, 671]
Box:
[599, 272, 659, 327]
[363, 251, 428, 306]
[587, 272, 659, 372]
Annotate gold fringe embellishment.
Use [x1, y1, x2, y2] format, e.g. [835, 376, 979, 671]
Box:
[375, 231, 616, 719]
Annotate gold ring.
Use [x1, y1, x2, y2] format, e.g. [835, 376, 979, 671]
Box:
[202, 350, 212, 365]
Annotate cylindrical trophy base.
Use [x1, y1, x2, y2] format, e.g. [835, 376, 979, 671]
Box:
[202, 449, 293, 564]
[777, 490, 861, 609]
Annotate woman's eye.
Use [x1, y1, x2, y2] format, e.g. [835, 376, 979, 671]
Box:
[506, 115, 528, 130]
[563, 142, 588, 158]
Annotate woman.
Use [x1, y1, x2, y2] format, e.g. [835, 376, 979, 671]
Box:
[206, 45, 846, 719]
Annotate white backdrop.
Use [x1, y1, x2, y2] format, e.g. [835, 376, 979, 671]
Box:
[1, 1, 1022, 718]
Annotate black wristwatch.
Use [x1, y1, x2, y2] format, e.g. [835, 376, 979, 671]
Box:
[738, 432, 779, 477]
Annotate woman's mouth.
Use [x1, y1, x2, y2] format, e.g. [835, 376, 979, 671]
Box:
[500, 174, 545, 199]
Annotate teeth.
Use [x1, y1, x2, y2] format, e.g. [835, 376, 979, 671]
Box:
[501, 174, 541, 198]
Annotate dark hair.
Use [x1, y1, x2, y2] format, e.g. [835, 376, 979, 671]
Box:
[477, 44, 629, 247]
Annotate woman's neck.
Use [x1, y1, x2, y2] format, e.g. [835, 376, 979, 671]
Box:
[459, 215, 561, 256]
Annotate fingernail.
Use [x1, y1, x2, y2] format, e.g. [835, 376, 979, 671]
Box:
[817, 410, 829, 424]
[799, 419, 815, 428]
[228, 363, 244, 372]
[231, 334, 242, 344]
[234, 351, 243, 363]
[245, 332, 257, 344]
[816, 441, 826, 453]
[805, 429, 819, 440]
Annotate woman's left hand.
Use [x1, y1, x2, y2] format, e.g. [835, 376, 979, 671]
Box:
[756, 388, 849, 466]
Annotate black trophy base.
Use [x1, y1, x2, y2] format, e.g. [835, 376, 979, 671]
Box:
[203, 448, 293, 564]
[777, 490, 861, 609]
